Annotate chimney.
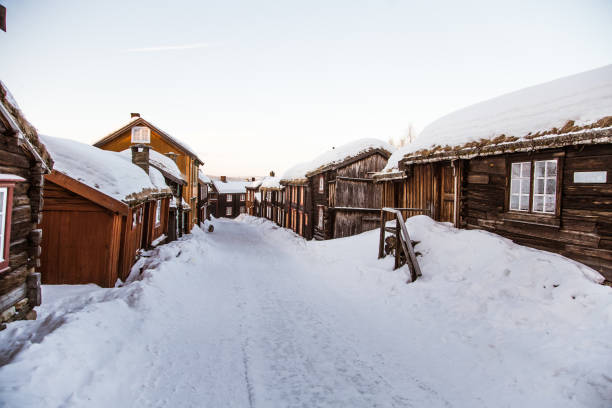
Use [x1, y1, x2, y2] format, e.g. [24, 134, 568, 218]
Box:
[164, 152, 178, 163]
[251, 177, 255, 181]
[220, 176, 227, 182]
[131, 112, 140, 119]
[131, 144, 150, 175]
[269, 170, 275, 177]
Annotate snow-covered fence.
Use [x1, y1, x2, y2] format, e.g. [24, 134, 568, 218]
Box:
[378, 207, 429, 282]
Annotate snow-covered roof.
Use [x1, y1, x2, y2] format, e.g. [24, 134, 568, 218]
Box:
[118, 149, 186, 183]
[198, 169, 212, 184]
[0, 174, 25, 182]
[382, 64, 612, 172]
[212, 179, 249, 194]
[0, 81, 53, 172]
[281, 138, 395, 182]
[42, 135, 170, 203]
[248, 179, 263, 189]
[260, 176, 282, 190]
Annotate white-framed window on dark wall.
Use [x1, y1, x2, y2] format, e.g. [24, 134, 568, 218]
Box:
[226, 207, 232, 216]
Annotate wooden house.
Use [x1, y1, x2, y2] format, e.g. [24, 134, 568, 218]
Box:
[377, 65, 612, 283]
[281, 139, 394, 240]
[246, 178, 262, 217]
[93, 113, 203, 232]
[210, 176, 249, 218]
[260, 174, 284, 226]
[198, 170, 212, 223]
[40, 136, 172, 287]
[0, 81, 53, 325]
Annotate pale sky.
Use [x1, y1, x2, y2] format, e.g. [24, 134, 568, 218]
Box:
[1, 0, 611, 177]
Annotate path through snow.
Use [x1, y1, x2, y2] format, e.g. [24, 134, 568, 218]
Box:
[0, 216, 610, 407]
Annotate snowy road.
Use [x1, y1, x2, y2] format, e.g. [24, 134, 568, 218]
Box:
[1, 216, 610, 407]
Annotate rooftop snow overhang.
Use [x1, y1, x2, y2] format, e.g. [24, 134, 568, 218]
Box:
[151, 163, 187, 186]
[399, 124, 612, 167]
[305, 148, 392, 178]
[372, 170, 407, 182]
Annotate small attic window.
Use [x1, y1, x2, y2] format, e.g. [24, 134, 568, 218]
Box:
[131, 127, 151, 144]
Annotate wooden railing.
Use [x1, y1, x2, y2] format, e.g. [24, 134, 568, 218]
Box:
[378, 207, 429, 282]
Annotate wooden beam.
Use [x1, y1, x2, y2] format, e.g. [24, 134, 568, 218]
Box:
[46, 171, 129, 216]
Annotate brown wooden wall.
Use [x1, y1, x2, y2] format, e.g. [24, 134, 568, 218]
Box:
[40, 180, 123, 287]
[459, 144, 612, 281]
[119, 204, 145, 281]
[0, 120, 45, 319]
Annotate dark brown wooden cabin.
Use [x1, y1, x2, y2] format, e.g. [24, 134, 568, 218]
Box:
[387, 123, 612, 283]
[281, 181, 311, 239]
[210, 176, 249, 218]
[197, 170, 211, 223]
[246, 178, 262, 217]
[260, 175, 284, 226]
[0, 82, 53, 325]
[307, 148, 391, 240]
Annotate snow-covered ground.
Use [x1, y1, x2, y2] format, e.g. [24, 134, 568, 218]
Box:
[0, 216, 610, 407]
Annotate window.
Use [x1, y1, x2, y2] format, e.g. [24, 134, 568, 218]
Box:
[240, 206, 246, 214]
[510, 162, 531, 211]
[509, 159, 558, 215]
[0, 187, 7, 264]
[131, 126, 151, 144]
[319, 175, 324, 193]
[226, 207, 233, 216]
[132, 210, 138, 228]
[227, 194, 233, 202]
[240, 194, 245, 202]
[318, 206, 324, 229]
[532, 160, 557, 213]
[155, 200, 162, 225]
[267, 191, 271, 202]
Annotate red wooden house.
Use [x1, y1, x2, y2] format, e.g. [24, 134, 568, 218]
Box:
[40, 136, 172, 287]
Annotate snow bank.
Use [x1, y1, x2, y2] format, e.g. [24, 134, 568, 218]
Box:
[42, 135, 170, 202]
[198, 169, 212, 184]
[282, 138, 395, 181]
[382, 64, 612, 172]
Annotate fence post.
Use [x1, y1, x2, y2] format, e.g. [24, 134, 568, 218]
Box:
[378, 209, 385, 259]
[394, 218, 400, 270]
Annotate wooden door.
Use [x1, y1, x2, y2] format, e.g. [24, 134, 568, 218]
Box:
[439, 164, 455, 223]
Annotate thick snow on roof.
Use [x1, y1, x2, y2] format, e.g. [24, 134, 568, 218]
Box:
[249, 179, 263, 189]
[119, 149, 186, 182]
[282, 138, 395, 181]
[383, 64, 612, 172]
[198, 170, 212, 184]
[260, 176, 282, 190]
[42, 135, 169, 202]
[212, 179, 249, 194]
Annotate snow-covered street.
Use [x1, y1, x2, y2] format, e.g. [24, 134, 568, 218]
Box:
[1, 216, 611, 408]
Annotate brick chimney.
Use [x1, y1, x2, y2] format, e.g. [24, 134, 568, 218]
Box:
[269, 170, 275, 177]
[131, 112, 140, 119]
[131, 144, 150, 174]
[251, 177, 255, 181]
[220, 176, 227, 182]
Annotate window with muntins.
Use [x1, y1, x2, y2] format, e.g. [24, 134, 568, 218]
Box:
[319, 175, 324, 193]
[240, 194, 245, 202]
[227, 194, 233, 202]
[509, 159, 558, 214]
[131, 126, 151, 144]
[226, 207, 232, 216]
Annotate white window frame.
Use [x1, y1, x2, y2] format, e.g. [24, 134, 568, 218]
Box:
[0, 187, 7, 263]
[226, 207, 233, 216]
[131, 126, 151, 144]
[227, 194, 233, 202]
[509, 162, 531, 212]
[319, 175, 324, 193]
[155, 199, 162, 226]
[240, 206, 246, 214]
[240, 194, 245, 202]
[532, 160, 557, 214]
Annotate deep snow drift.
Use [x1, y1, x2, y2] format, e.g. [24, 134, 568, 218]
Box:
[0, 216, 610, 407]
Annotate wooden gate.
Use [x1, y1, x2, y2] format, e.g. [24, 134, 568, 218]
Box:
[439, 164, 455, 223]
